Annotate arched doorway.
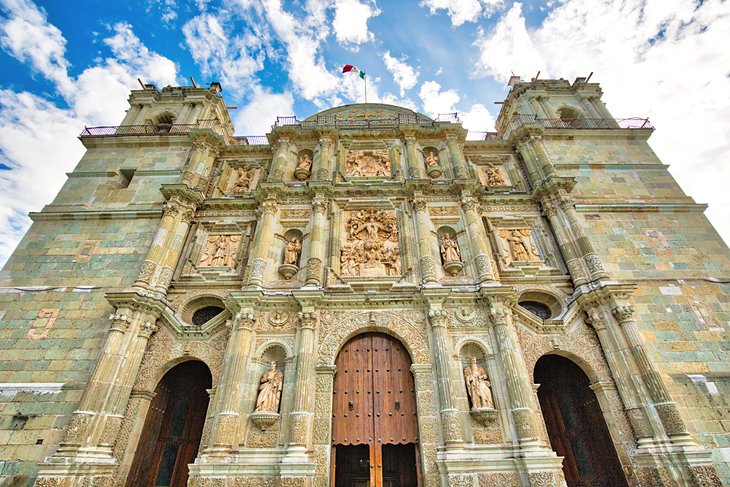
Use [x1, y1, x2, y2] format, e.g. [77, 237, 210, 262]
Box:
[127, 360, 212, 487]
[535, 355, 627, 487]
[331, 333, 420, 486]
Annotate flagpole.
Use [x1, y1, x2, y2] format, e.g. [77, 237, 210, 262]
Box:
[364, 76, 367, 103]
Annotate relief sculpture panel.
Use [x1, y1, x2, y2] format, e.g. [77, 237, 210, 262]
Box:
[496, 228, 541, 265]
[198, 234, 241, 268]
[345, 149, 391, 177]
[340, 209, 401, 277]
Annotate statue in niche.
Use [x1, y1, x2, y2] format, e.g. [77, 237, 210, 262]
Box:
[425, 150, 439, 168]
[254, 361, 283, 413]
[340, 209, 400, 277]
[440, 234, 461, 263]
[294, 153, 312, 181]
[231, 166, 254, 192]
[283, 237, 302, 265]
[483, 163, 506, 186]
[345, 149, 390, 177]
[199, 235, 240, 268]
[464, 356, 494, 410]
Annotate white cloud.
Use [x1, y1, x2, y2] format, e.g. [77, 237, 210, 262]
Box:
[234, 88, 294, 135]
[182, 13, 265, 93]
[421, 0, 504, 27]
[460, 103, 496, 132]
[418, 80, 460, 115]
[382, 51, 419, 96]
[472, 3, 544, 82]
[0, 0, 73, 94]
[333, 0, 380, 47]
[473, 0, 730, 245]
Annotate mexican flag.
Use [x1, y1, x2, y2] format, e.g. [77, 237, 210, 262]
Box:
[342, 64, 366, 79]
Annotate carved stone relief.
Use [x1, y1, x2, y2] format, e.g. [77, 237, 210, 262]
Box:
[226, 165, 256, 193]
[479, 163, 508, 186]
[340, 209, 401, 277]
[496, 228, 541, 265]
[345, 149, 390, 177]
[198, 234, 241, 268]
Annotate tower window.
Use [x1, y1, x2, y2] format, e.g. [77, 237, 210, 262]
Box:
[191, 306, 225, 326]
[519, 300, 552, 320]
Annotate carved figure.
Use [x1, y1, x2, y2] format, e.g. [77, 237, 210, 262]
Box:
[232, 166, 253, 192]
[254, 361, 283, 413]
[464, 356, 494, 409]
[440, 234, 461, 263]
[499, 228, 540, 263]
[199, 235, 240, 268]
[483, 163, 505, 186]
[345, 149, 390, 177]
[297, 153, 312, 171]
[283, 237, 301, 265]
[339, 209, 400, 277]
[425, 150, 439, 168]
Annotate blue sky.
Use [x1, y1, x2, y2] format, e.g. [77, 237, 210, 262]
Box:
[0, 0, 729, 264]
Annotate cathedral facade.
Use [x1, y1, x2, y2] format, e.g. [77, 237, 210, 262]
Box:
[0, 77, 728, 487]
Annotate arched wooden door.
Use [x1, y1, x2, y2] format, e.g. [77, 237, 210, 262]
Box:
[535, 355, 627, 487]
[127, 360, 212, 487]
[331, 333, 420, 487]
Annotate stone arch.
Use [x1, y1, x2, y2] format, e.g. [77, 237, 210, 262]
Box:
[318, 309, 429, 366]
[454, 336, 493, 358]
[254, 340, 294, 362]
[556, 105, 584, 122]
[535, 350, 601, 384]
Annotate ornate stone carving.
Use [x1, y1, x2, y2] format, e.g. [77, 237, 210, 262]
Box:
[440, 409, 462, 443]
[199, 234, 240, 268]
[249, 258, 267, 282]
[228, 166, 254, 193]
[440, 234, 461, 263]
[498, 228, 541, 264]
[585, 253, 605, 274]
[267, 311, 290, 328]
[464, 357, 494, 409]
[254, 361, 283, 413]
[280, 209, 311, 220]
[288, 412, 309, 445]
[424, 149, 442, 179]
[345, 149, 390, 177]
[474, 253, 493, 278]
[137, 260, 157, 283]
[512, 408, 535, 439]
[481, 163, 506, 186]
[283, 237, 301, 265]
[306, 257, 323, 283]
[655, 402, 688, 435]
[611, 305, 634, 323]
[689, 465, 723, 487]
[429, 205, 459, 216]
[294, 152, 312, 180]
[340, 209, 400, 277]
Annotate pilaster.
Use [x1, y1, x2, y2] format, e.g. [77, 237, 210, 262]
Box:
[460, 192, 497, 284]
[412, 197, 438, 284]
[245, 196, 279, 288]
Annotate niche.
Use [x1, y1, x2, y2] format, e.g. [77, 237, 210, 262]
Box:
[437, 226, 463, 276]
[251, 344, 287, 430]
[294, 149, 314, 181]
[422, 146, 442, 179]
[278, 229, 303, 279]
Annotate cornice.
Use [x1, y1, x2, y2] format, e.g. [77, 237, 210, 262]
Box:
[30, 208, 163, 222]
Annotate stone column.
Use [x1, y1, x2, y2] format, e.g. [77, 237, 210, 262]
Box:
[314, 135, 333, 181]
[535, 95, 558, 119]
[610, 304, 691, 441]
[181, 137, 222, 192]
[204, 310, 256, 456]
[445, 134, 466, 179]
[246, 198, 278, 288]
[486, 297, 539, 444]
[306, 195, 327, 286]
[460, 194, 497, 284]
[577, 96, 601, 119]
[152, 199, 196, 294]
[51, 307, 159, 463]
[540, 198, 591, 285]
[268, 137, 290, 182]
[405, 135, 426, 178]
[285, 311, 318, 458]
[412, 198, 438, 284]
[134, 202, 183, 289]
[427, 309, 464, 447]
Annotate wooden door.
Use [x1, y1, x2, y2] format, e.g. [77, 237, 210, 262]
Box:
[535, 355, 627, 487]
[127, 361, 212, 487]
[332, 333, 419, 487]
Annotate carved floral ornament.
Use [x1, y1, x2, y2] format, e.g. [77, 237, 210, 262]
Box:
[198, 234, 240, 268]
[340, 208, 401, 277]
[345, 149, 391, 177]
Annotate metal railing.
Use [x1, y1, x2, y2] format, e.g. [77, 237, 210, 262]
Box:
[273, 112, 459, 130]
[503, 115, 653, 137]
[80, 119, 230, 138]
[232, 135, 269, 145]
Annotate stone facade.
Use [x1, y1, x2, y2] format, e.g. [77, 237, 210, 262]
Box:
[0, 78, 727, 486]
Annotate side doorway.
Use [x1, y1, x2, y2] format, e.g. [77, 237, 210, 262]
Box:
[127, 360, 212, 487]
[331, 333, 420, 487]
[535, 355, 627, 487]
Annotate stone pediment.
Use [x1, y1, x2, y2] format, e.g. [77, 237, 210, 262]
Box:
[303, 103, 432, 123]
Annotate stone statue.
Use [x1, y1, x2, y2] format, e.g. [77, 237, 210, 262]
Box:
[254, 361, 283, 413]
[283, 237, 301, 265]
[297, 153, 312, 171]
[464, 356, 494, 409]
[425, 150, 439, 167]
[505, 228, 540, 262]
[440, 234, 461, 263]
[483, 163, 505, 186]
[345, 149, 390, 177]
[340, 209, 400, 277]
